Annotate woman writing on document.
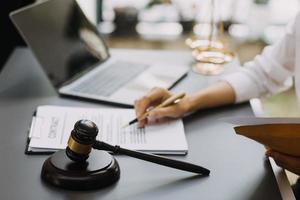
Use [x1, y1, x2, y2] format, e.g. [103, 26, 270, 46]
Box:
[134, 13, 300, 198]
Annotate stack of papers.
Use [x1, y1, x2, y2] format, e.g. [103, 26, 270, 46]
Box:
[27, 105, 188, 155]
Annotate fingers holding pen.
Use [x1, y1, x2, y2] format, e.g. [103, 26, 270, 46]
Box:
[134, 87, 172, 128]
[148, 97, 191, 120]
[134, 97, 149, 128]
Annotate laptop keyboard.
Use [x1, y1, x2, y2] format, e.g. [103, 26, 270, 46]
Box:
[72, 61, 149, 97]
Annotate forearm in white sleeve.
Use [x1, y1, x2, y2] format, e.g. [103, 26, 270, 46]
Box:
[221, 13, 299, 103]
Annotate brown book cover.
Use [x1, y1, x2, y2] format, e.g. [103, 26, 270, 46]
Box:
[234, 124, 300, 156]
[225, 117, 300, 157]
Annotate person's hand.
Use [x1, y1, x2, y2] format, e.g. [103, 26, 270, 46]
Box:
[134, 87, 191, 128]
[266, 149, 300, 175]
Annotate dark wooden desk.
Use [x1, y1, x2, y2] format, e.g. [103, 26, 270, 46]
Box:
[0, 48, 283, 200]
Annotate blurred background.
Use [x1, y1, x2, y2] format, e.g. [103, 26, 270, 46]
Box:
[78, 0, 299, 64]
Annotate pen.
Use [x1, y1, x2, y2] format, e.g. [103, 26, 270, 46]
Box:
[123, 92, 186, 128]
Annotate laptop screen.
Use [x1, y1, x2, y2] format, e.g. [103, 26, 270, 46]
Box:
[10, 0, 109, 87]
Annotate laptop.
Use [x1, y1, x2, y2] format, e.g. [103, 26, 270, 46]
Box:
[10, 0, 188, 106]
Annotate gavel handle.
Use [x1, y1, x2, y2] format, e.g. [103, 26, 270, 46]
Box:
[93, 141, 210, 175]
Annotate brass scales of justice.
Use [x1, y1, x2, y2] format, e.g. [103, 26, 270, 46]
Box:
[186, 0, 235, 75]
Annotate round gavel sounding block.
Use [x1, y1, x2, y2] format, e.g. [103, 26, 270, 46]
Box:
[41, 120, 120, 190]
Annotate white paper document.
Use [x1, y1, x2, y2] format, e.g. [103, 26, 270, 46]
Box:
[27, 105, 188, 155]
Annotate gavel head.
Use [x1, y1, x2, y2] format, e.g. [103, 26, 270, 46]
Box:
[66, 120, 98, 162]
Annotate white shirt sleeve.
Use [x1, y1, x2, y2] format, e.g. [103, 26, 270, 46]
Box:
[221, 13, 299, 103]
